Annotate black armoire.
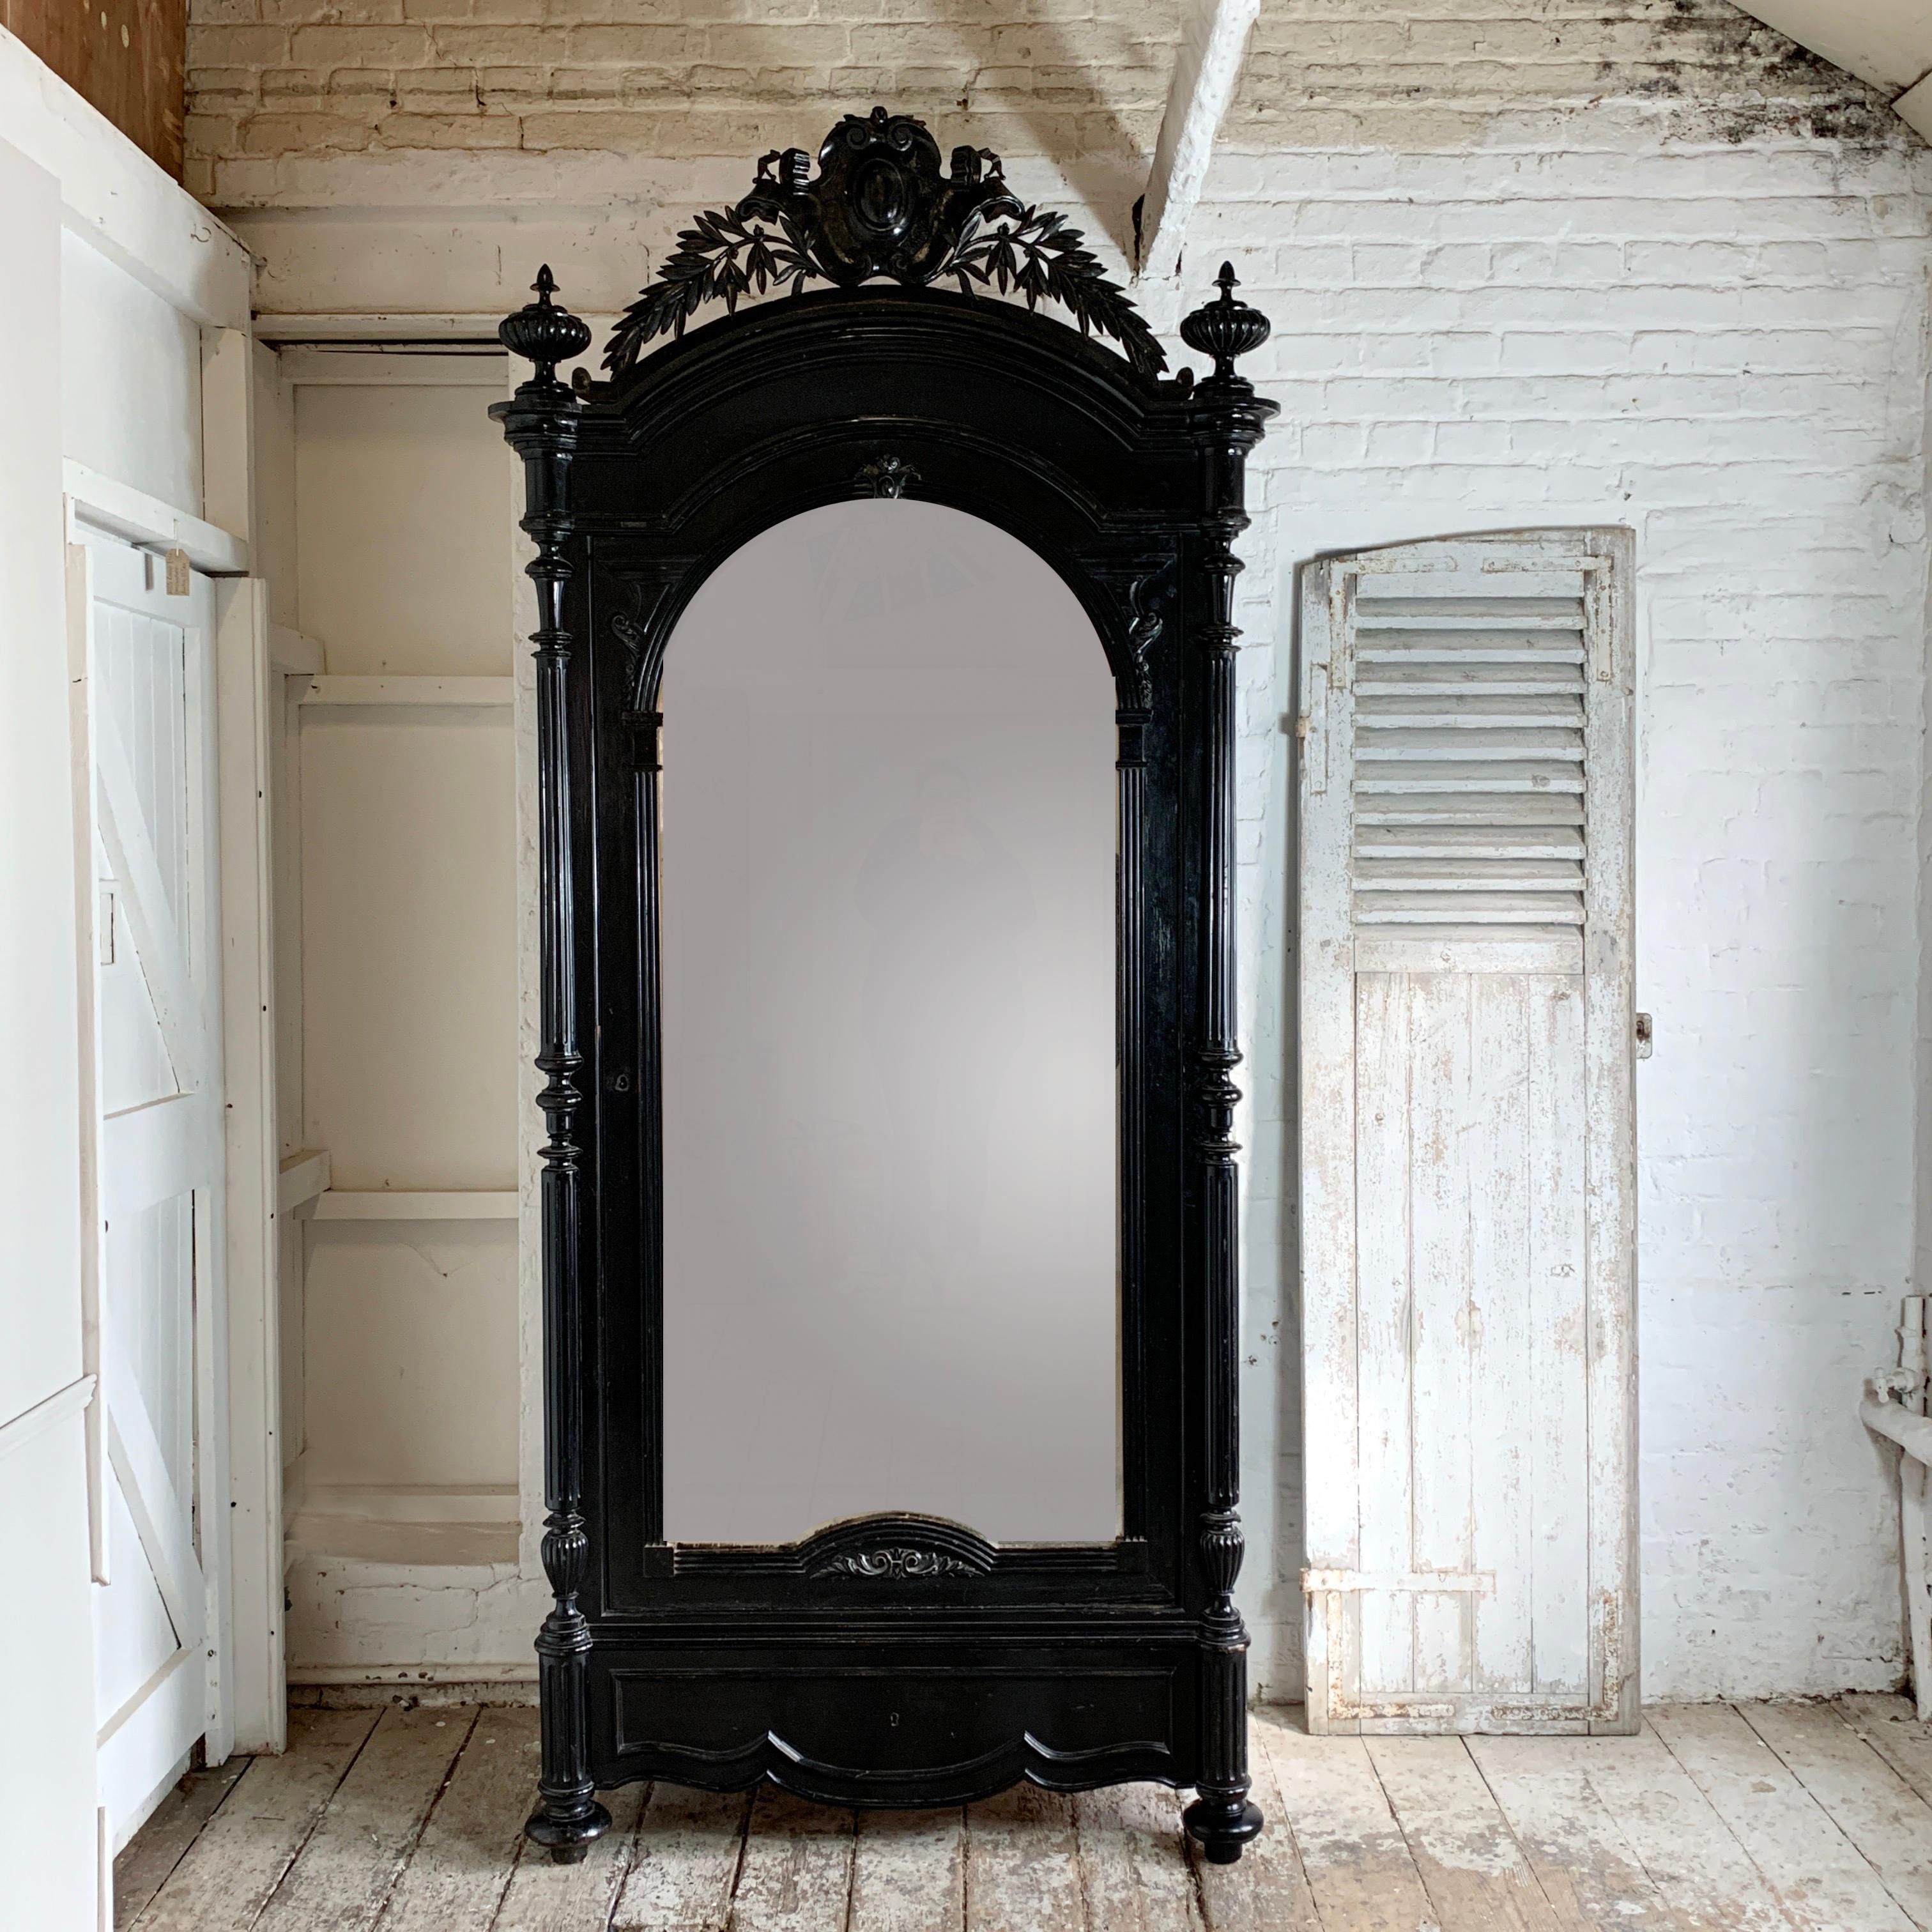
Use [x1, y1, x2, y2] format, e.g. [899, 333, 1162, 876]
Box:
[493, 107, 1275, 1866]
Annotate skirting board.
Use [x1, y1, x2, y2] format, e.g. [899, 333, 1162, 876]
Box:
[288, 1665, 538, 1699]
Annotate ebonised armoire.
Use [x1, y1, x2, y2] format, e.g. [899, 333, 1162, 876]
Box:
[493, 107, 1276, 1866]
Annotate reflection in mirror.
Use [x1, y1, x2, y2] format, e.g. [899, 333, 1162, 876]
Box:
[659, 500, 1119, 1545]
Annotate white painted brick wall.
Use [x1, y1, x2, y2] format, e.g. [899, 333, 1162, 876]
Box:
[1203, 131, 1932, 1701]
[184, 0, 1878, 205]
[215, 3, 1932, 1701]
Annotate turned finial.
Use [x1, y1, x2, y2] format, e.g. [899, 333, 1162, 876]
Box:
[1179, 261, 1271, 381]
[499, 264, 593, 390]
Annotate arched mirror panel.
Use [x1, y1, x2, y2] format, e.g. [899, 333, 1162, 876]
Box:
[660, 501, 1120, 1545]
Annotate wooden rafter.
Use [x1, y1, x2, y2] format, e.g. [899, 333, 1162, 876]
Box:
[1137, 0, 1261, 282]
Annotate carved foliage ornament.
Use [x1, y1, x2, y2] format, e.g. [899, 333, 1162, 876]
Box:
[854, 453, 919, 498]
[822, 1547, 976, 1579]
[604, 107, 1166, 380]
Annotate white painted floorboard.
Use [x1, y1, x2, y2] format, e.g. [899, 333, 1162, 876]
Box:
[117, 1697, 1932, 1931]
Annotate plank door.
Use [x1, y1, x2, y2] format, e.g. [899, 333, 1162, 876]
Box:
[1298, 528, 1636, 1735]
[77, 532, 234, 1846]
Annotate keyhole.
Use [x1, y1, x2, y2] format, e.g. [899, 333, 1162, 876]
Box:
[613, 1074, 631, 1092]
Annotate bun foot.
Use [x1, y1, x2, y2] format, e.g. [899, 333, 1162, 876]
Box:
[1184, 1793, 1263, 1864]
[525, 1795, 611, 1864]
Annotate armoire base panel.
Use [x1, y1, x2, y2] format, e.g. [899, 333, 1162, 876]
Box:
[585, 1637, 1206, 1809]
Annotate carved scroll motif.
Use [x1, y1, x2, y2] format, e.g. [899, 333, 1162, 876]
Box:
[822, 1547, 976, 1579]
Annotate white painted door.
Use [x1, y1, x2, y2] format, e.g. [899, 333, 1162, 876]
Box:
[1298, 528, 1636, 1735]
[77, 533, 233, 1846]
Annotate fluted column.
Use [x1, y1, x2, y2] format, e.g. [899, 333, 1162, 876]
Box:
[493, 272, 613, 1865]
[1177, 264, 1275, 1867]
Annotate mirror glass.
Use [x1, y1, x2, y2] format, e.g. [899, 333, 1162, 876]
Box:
[659, 500, 1119, 1545]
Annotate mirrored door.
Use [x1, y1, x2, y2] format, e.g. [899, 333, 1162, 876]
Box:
[658, 500, 1120, 1546]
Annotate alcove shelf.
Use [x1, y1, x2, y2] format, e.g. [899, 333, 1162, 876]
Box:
[309, 1190, 518, 1221]
[297, 675, 513, 709]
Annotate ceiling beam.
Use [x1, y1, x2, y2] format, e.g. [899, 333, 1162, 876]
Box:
[1136, 0, 1261, 284]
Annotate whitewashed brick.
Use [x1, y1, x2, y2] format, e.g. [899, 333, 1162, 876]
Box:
[1211, 120, 1929, 1706]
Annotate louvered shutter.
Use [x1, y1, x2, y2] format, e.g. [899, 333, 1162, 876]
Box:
[1298, 530, 1636, 1735]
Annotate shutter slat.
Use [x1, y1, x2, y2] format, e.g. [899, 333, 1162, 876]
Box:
[1358, 642, 1585, 663]
[1357, 698, 1585, 727]
[1358, 666, 1583, 694]
[1358, 731, 1584, 760]
[1358, 763, 1586, 794]
[1356, 825, 1586, 859]
[1355, 602, 1584, 629]
[1354, 892, 1586, 925]
[1356, 793, 1586, 825]
[1355, 857, 1584, 888]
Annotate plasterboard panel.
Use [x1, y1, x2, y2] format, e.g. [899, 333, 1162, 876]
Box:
[301, 1222, 518, 1492]
[0, 1408, 99, 1929]
[293, 381, 511, 675]
[0, 132, 84, 1428]
[60, 228, 201, 516]
[300, 710, 516, 1191]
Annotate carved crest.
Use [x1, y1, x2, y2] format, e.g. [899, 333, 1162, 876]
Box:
[854, 453, 919, 498]
[604, 107, 1165, 381]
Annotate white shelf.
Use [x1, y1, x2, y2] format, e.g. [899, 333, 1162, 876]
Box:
[298, 676, 513, 709]
[310, 1190, 518, 1222]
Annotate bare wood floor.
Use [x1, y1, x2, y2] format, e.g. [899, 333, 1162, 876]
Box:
[118, 1696, 1932, 1931]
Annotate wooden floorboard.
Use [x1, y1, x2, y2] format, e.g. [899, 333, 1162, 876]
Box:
[730, 1789, 855, 1932]
[255, 1705, 476, 1932]
[962, 1784, 1084, 1932]
[1651, 1702, 1917, 1932]
[118, 1698, 1932, 1932]
[1740, 1701, 1932, 1930]
[610, 1785, 750, 1932]
[1257, 1719, 1439, 1931]
[848, 1809, 964, 1932]
[114, 1757, 250, 1929]
[1577, 1723, 1798, 1932]
[1840, 1694, 1932, 1811]
[1467, 1734, 1677, 1930]
[491, 1780, 647, 1932]
[135, 1708, 380, 1932]
[1071, 1783, 1201, 1932]
[376, 1705, 539, 1932]
[1367, 1733, 1560, 1931]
